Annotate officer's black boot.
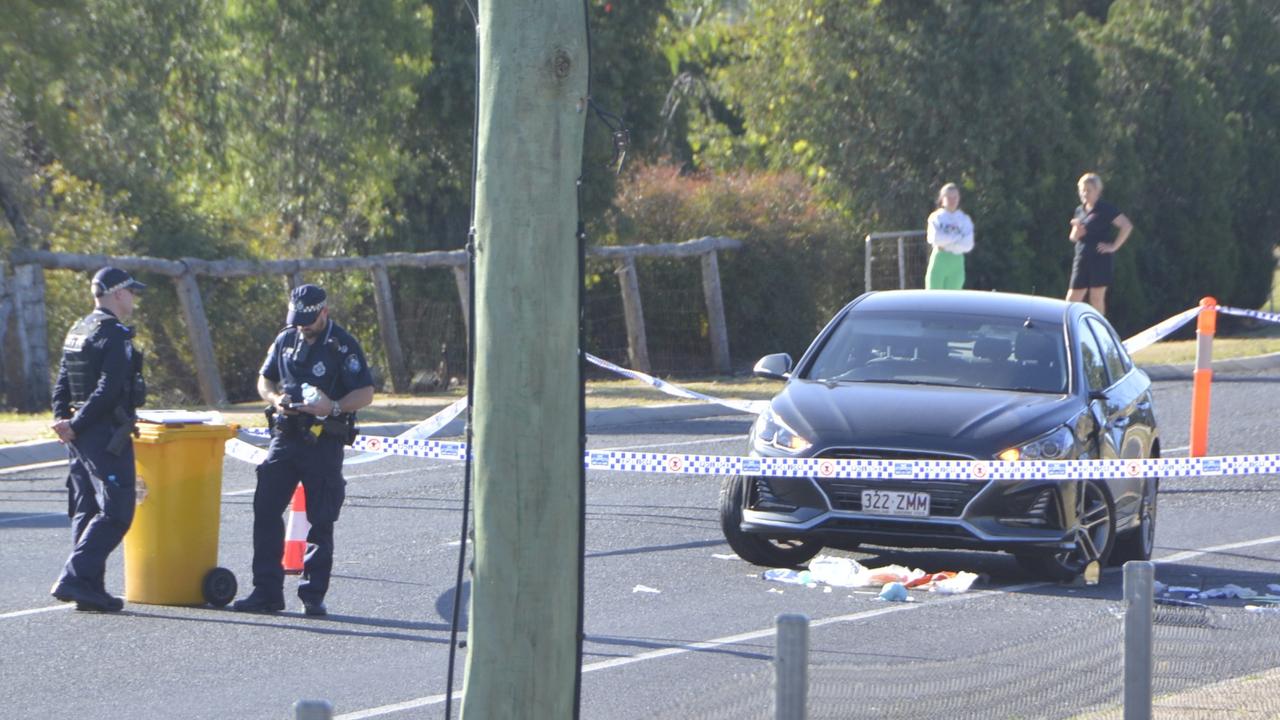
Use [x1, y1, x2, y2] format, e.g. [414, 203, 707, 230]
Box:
[50, 577, 123, 612]
[232, 589, 285, 613]
[76, 577, 124, 612]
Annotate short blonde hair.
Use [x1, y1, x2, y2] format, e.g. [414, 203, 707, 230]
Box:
[937, 182, 960, 206]
[1077, 173, 1103, 191]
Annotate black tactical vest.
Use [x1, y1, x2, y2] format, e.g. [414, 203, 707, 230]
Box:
[62, 311, 111, 404]
[61, 310, 144, 408]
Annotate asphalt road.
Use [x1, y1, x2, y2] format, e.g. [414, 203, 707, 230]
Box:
[2, 373, 1279, 719]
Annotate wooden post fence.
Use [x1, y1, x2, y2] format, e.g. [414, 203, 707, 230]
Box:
[613, 256, 651, 373]
[6, 236, 741, 407]
[370, 265, 410, 393]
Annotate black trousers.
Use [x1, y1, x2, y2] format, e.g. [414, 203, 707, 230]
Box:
[57, 421, 136, 593]
[250, 429, 346, 604]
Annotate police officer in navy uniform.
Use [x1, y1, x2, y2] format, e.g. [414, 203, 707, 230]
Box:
[49, 267, 147, 612]
[233, 284, 374, 616]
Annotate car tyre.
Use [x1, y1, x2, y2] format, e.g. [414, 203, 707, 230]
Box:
[718, 474, 822, 568]
[1111, 478, 1158, 565]
[1015, 481, 1116, 582]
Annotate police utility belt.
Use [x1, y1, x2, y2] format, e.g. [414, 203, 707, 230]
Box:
[265, 406, 357, 446]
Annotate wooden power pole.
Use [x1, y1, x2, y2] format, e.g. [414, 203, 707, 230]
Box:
[462, 0, 587, 717]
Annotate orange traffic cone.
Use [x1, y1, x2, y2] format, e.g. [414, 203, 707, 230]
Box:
[282, 483, 309, 575]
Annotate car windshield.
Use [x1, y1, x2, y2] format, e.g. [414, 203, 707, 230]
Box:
[803, 310, 1069, 393]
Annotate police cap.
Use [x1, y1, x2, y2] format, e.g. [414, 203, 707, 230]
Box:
[92, 267, 147, 297]
[287, 284, 327, 326]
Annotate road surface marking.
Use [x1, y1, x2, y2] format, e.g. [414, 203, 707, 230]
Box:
[336, 532, 1280, 718]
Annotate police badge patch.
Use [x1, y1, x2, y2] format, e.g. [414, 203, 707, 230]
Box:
[313, 361, 327, 377]
[346, 354, 361, 373]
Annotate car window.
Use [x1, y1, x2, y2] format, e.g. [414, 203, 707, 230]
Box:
[1077, 321, 1110, 391]
[803, 310, 1067, 393]
[1087, 317, 1129, 382]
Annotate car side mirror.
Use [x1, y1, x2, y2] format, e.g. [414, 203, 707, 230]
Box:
[754, 353, 793, 380]
[1088, 389, 1108, 403]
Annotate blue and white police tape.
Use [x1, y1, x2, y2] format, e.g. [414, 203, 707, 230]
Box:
[221, 302, 1279, 468]
[585, 352, 767, 415]
[1121, 304, 1280, 356]
[226, 395, 469, 466]
[1121, 306, 1199, 355]
[1218, 305, 1280, 326]
[345, 395, 468, 466]
[315, 430, 1280, 481]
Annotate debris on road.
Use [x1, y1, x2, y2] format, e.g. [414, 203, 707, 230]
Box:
[760, 556, 980, 595]
[878, 582, 910, 602]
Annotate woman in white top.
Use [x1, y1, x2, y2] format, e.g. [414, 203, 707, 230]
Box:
[924, 183, 975, 290]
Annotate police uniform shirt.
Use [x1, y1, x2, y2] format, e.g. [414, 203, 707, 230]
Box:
[52, 308, 136, 434]
[260, 320, 374, 405]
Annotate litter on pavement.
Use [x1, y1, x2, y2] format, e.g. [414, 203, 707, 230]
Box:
[761, 556, 979, 595]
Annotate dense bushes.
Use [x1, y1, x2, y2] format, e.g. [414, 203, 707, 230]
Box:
[602, 163, 857, 366]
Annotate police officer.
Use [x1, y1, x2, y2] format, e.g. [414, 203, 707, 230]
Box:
[233, 284, 374, 616]
[49, 267, 147, 612]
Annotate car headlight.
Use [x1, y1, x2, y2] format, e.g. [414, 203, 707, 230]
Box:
[752, 409, 813, 454]
[998, 425, 1075, 462]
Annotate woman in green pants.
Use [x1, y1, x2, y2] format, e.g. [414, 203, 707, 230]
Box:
[924, 183, 974, 289]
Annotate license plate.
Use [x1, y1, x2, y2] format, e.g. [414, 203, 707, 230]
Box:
[861, 489, 930, 517]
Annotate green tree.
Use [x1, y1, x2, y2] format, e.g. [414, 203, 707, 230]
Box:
[722, 0, 1100, 297]
[1102, 0, 1280, 311]
[1081, 15, 1245, 329]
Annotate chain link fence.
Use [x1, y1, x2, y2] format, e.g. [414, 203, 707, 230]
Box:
[864, 231, 929, 292]
[651, 564, 1280, 719]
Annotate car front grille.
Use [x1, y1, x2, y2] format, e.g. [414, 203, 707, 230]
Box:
[820, 448, 975, 461]
[816, 448, 983, 517]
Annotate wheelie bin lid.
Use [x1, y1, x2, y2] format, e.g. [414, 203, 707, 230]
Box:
[134, 420, 237, 445]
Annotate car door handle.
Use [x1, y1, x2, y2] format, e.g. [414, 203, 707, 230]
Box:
[1112, 416, 1131, 428]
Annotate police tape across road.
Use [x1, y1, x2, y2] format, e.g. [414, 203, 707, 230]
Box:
[274, 428, 1280, 482]
[223, 304, 1280, 473]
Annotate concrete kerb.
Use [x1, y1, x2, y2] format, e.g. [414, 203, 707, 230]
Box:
[0, 402, 747, 472]
[1139, 350, 1280, 381]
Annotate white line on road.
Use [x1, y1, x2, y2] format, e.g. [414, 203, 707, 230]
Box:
[0, 460, 68, 475]
[0, 605, 74, 620]
[337, 532, 1280, 719]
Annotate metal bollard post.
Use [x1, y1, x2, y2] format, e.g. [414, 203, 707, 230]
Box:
[293, 699, 334, 720]
[775, 613, 809, 720]
[1123, 561, 1154, 720]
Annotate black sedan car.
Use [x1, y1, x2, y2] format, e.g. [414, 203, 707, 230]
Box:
[721, 290, 1160, 580]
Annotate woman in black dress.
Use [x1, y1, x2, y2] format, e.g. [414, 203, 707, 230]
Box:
[1065, 172, 1133, 317]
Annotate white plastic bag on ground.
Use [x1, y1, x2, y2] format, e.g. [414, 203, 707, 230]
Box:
[932, 571, 979, 595]
[762, 568, 814, 586]
[807, 556, 869, 587]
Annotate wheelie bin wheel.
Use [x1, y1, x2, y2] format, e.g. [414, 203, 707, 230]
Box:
[202, 567, 238, 607]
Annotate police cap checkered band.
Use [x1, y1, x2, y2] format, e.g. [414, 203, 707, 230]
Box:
[91, 267, 146, 296]
[287, 284, 327, 325]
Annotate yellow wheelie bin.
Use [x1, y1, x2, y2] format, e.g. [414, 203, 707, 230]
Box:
[124, 420, 238, 606]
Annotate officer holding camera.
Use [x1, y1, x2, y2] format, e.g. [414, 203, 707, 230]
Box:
[233, 284, 373, 616]
[49, 267, 147, 612]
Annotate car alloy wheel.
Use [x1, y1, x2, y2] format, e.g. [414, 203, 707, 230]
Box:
[718, 474, 823, 568]
[1017, 480, 1115, 581]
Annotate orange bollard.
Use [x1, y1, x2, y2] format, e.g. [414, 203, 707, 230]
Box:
[1188, 296, 1217, 457]
[282, 483, 309, 574]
